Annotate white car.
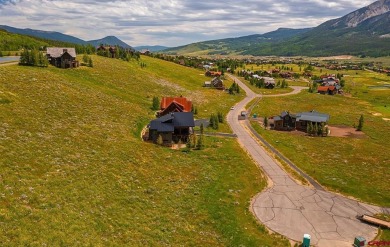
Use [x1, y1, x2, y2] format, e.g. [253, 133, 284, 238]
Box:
[230, 106, 235, 110]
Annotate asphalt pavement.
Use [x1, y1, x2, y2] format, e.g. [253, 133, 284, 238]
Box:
[226, 74, 390, 246]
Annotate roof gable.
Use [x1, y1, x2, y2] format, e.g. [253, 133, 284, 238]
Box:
[149, 112, 194, 132]
[46, 47, 77, 58]
[296, 111, 329, 123]
[160, 97, 192, 112]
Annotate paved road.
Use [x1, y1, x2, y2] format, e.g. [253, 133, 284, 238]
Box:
[226, 74, 389, 246]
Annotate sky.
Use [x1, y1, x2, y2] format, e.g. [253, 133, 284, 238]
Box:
[0, 0, 376, 47]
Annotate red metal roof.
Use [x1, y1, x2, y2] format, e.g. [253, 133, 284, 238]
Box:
[160, 97, 192, 112]
[317, 86, 329, 92]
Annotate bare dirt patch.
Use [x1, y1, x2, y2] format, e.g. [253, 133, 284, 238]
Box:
[318, 55, 353, 60]
[328, 125, 366, 138]
[383, 118, 390, 121]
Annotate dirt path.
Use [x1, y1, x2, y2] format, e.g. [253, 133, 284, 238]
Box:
[0, 62, 18, 67]
[226, 74, 389, 246]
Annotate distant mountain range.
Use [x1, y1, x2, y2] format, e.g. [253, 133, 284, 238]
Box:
[134, 46, 170, 52]
[164, 27, 313, 55]
[166, 0, 390, 57]
[1, 0, 390, 57]
[88, 36, 132, 49]
[0, 25, 132, 49]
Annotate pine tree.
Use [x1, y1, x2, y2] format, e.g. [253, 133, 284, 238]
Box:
[88, 57, 93, 67]
[213, 114, 219, 130]
[186, 135, 192, 150]
[357, 115, 364, 131]
[152, 96, 160, 110]
[209, 114, 215, 129]
[264, 116, 268, 129]
[281, 79, 286, 88]
[195, 124, 204, 150]
[313, 123, 318, 136]
[318, 123, 323, 136]
[83, 54, 89, 64]
[196, 135, 204, 150]
[307, 122, 313, 136]
[217, 112, 223, 123]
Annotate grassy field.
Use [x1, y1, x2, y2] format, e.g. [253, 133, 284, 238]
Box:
[249, 70, 389, 206]
[0, 56, 289, 245]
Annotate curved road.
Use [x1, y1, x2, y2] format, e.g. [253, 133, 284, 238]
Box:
[226, 74, 389, 247]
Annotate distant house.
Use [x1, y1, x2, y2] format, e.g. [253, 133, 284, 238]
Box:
[204, 77, 224, 89]
[211, 77, 224, 89]
[97, 45, 116, 58]
[262, 77, 276, 89]
[205, 71, 222, 77]
[204, 81, 212, 87]
[159, 96, 192, 117]
[46, 47, 79, 69]
[317, 86, 337, 95]
[273, 110, 329, 132]
[139, 49, 150, 55]
[148, 112, 195, 144]
[252, 75, 275, 89]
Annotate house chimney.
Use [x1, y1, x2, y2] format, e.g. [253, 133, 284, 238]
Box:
[63, 49, 67, 53]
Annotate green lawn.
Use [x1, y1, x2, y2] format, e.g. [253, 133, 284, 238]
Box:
[250, 88, 390, 206]
[0, 55, 288, 245]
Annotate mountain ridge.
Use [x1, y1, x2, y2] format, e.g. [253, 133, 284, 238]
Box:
[166, 0, 390, 57]
[0, 25, 133, 49]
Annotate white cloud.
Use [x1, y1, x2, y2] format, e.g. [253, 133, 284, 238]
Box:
[0, 0, 378, 46]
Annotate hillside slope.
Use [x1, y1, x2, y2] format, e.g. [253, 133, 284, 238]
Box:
[0, 56, 288, 246]
[164, 28, 312, 55]
[0, 29, 50, 50]
[0, 25, 87, 45]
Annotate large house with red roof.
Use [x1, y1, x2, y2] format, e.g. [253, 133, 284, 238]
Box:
[158, 96, 192, 117]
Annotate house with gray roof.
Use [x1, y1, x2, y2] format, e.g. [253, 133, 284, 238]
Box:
[46, 47, 79, 69]
[273, 110, 329, 132]
[148, 112, 195, 144]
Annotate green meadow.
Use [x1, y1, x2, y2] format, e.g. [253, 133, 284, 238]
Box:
[0, 56, 289, 245]
[249, 64, 390, 207]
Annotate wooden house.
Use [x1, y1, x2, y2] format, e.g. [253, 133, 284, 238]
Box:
[273, 111, 296, 131]
[317, 86, 337, 95]
[97, 45, 116, 58]
[273, 110, 329, 132]
[211, 77, 224, 90]
[205, 71, 222, 77]
[46, 47, 79, 69]
[295, 111, 330, 131]
[159, 96, 192, 117]
[148, 112, 195, 144]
